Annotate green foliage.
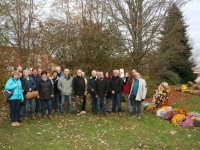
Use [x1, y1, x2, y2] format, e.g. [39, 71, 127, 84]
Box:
[158, 3, 196, 83]
[158, 71, 181, 85]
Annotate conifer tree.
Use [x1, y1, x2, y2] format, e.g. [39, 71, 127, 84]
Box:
[159, 3, 197, 83]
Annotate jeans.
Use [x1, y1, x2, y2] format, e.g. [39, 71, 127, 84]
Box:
[97, 96, 106, 114]
[60, 95, 72, 114]
[35, 99, 41, 114]
[112, 93, 122, 113]
[52, 93, 59, 110]
[106, 98, 112, 112]
[41, 99, 52, 115]
[24, 98, 36, 117]
[90, 93, 97, 113]
[81, 95, 87, 111]
[20, 105, 25, 116]
[132, 99, 142, 117]
[124, 94, 132, 112]
[9, 100, 21, 122]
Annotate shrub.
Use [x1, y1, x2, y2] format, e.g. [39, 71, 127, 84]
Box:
[158, 71, 180, 85]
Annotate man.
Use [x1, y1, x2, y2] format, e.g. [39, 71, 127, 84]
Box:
[88, 70, 98, 114]
[94, 72, 108, 116]
[129, 73, 147, 119]
[55, 66, 63, 105]
[96, 71, 100, 78]
[81, 72, 87, 115]
[29, 67, 33, 75]
[30, 68, 42, 115]
[55, 66, 64, 78]
[73, 69, 85, 115]
[17, 66, 23, 72]
[37, 69, 42, 76]
[130, 69, 137, 85]
[58, 69, 73, 115]
[110, 70, 123, 116]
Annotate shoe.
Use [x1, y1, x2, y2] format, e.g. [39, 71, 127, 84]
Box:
[43, 115, 47, 119]
[32, 115, 36, 120]
[110, 112, 115, 116]
[80, 111, 85, 115]
[55, 109, 58, 112]
[15, 122, 20, 126]
[49, 115, 53, 119]
[118, 112, 122, 117]
[60, 112, 64, 115]
[137, 115, 141, 119]
[11, 122, 17, 127]
[24, 117, 28, 120]
[18, 120, 22, 123]
[104, 113, 108, 116]
[131, 115, 137, 119]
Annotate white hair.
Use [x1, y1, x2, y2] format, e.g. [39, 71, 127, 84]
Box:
[23, 69, 29, 74]
[55, 66, 61, 70]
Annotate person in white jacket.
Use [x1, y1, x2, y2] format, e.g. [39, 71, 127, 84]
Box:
[129, 73, 147, 119]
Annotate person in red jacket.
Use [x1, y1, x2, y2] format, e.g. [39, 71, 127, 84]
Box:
[123, 72, 132, 113]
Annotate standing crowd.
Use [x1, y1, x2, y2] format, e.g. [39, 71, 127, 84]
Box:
[4, 66, 147, 127]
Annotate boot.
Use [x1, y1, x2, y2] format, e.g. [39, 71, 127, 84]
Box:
[43, 115, 47, 119]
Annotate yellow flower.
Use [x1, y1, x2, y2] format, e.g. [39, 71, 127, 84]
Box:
[146, 105, 154, 111]
[171, 114, 185, 124]
[181, 85, 187, 90]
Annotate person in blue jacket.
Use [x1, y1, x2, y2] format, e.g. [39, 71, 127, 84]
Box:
[5, 70, 24, 127]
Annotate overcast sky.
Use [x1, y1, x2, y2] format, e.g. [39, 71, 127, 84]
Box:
[183, 0, 200, 65]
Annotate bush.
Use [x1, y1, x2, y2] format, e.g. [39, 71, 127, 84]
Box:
[158, 71, 180, 85]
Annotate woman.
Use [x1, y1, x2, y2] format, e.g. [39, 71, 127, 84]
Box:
[123, 72, 132, 113]
[5, 70, 24, 126]
[105, 72, 112, 113]
[22, 70, 36, 120]
[51, 71, 60, 112]
[37, 71, 54, 119]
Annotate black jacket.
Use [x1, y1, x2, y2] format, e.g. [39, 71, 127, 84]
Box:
[110, 76, 123, 94]
[94, 78, 108, 97]
[72, 75, 85, 96]
[52, 77, 60, 94]
[37, 78, 54, 100]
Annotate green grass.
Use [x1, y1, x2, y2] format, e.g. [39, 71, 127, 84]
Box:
[0, 85, 200, 149]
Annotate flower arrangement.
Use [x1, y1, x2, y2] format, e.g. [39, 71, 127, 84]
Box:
[181, 85, 187, 91]
[180, 106, 189, 115]
[179, 116, 194, 127]
[146, 105, 154, 112]
[152, 82, 171, 108]
[189, 90, 194, 94]
[171, 114, 185, 125]
[156, 109, 165, 117]
[153, 108, 159, 114]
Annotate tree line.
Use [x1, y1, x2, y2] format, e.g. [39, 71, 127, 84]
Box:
[0, 0, 197, 88]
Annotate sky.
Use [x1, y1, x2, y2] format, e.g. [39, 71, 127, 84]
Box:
[183, 0, 200, 66]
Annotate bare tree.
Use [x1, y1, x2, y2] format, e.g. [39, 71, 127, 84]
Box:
[105, 0, 188, 70]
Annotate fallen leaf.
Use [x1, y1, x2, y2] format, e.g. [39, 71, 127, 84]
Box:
[170, 130, 177, 134]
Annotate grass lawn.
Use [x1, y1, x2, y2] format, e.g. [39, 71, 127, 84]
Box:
[0, 87, 200, 150]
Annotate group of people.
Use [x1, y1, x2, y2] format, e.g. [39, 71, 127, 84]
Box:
[5, 66, 147, 127]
